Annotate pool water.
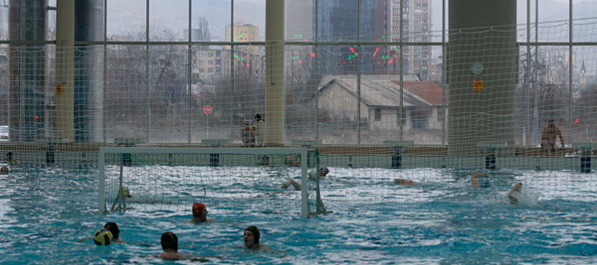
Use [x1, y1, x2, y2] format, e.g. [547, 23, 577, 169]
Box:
[1, 166, 596, 264]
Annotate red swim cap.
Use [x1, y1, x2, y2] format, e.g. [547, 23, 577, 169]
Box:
[192, 202, 205, 218]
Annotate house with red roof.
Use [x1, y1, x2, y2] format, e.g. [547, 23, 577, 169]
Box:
[317, 75, 447, 131]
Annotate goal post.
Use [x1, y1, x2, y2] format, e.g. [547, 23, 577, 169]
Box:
[98, 147, 318, 217]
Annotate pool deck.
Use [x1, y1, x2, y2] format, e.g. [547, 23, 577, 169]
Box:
[0, 142, 595, 171]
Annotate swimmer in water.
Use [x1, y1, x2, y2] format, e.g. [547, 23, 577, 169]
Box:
[104, 222, 124, 243]
[122, 186, 132, 198]
[243, 226, 269, 250]
[157, 232, 189, 260]
[188, 202, 213, 224]
[471, 173, 491, 188]
[76, 222, 123, 243]
[508, 182, 523, 205]
[157, 232, 213, 261]
[0, 166, 8, 175]
[393, 178, 415, 186]
[6, 152, 19, 164]
[282, 167, 329, 190]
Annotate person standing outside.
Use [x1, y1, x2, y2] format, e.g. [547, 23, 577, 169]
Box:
[541, 119, 564, 156]
[253, 114, 264, 147]
[241, 120, 255, 147]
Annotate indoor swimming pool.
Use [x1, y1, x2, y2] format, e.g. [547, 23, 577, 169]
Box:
[0, 166, 596, 264]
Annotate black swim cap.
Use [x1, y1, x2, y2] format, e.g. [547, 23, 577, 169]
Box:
[161, 232, 178, 252]
[104, 222, 120, 239]
[245, 226, 260, 244]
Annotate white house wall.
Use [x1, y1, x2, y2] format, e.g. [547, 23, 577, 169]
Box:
[319, 83, 369, 122]
[370, 107, 412, 131]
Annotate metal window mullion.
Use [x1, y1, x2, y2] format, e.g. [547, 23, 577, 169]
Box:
[568, 0, 573, 145]
[526, 0, 531, 146]
[188, 0, 193, 143]
[231, 0, 235, 126]
[103, 0, 108, 144]
[146, 0, 151, 142]
[399, 0, 404, 140]
[315, 0, 319, 141]
[357, 0, 361, 145]
[441, 0, 446, 146]
[532, 0, 539, 146]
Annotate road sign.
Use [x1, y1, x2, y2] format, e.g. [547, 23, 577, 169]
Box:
[473, 80, 484, 92]
[203, 105, 212, 114]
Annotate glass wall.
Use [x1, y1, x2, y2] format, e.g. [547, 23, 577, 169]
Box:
[107, 0, 146, 41]
[1, 0, 594, 145]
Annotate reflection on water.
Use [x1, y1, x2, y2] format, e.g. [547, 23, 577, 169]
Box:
[0, 166, 595, 264]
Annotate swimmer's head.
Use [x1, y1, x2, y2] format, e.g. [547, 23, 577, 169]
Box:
[0, 166, 8, 175]
[192, 202, 206, 220]
[480, 179, 490, 188]
[104, 222, 120, 239]
[319, 167, 329, 176]
[161, 232, 178, 252]
[244, 225, 260, 248]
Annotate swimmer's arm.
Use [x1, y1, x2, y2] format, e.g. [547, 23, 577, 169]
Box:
[507, 183, 522, 204]
[508, 183, 522, 198]
[471, 173, 487, 188]
[508, 194, 518, 205]
[281, 180, 301, 190]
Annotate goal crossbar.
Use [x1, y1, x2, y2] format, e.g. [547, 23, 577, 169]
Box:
[98, 147, 310, 217]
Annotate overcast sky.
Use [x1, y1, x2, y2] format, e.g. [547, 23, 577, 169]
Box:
[104, 0, 596, 40]
[2, 0, 594, 40]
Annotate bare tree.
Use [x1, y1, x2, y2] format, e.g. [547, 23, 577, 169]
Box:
[195, 17, 211, 41]
[517, 50, 568, 129]
[104, 29, 189, 131]
[149, 44, 188, 125]
[206, 47, 265, 126]
[574, 83, 597, 142]
[105, 43, 148, 129]
[285, 46, 317, 129]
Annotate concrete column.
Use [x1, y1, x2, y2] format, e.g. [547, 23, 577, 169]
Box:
[447, 0, 517, 155]
[9, 0, 47, 142]
[265, 0, 285, 145]
[74, 0, 104, 142]
[55, 0, 75, 141]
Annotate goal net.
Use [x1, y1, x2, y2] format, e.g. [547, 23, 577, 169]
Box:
[98, 147, 325, 218]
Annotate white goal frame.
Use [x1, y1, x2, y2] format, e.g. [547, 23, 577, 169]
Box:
[98, 147, 310, 217]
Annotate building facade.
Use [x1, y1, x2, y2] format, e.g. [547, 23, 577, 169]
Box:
[390, 0, 432, 80]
